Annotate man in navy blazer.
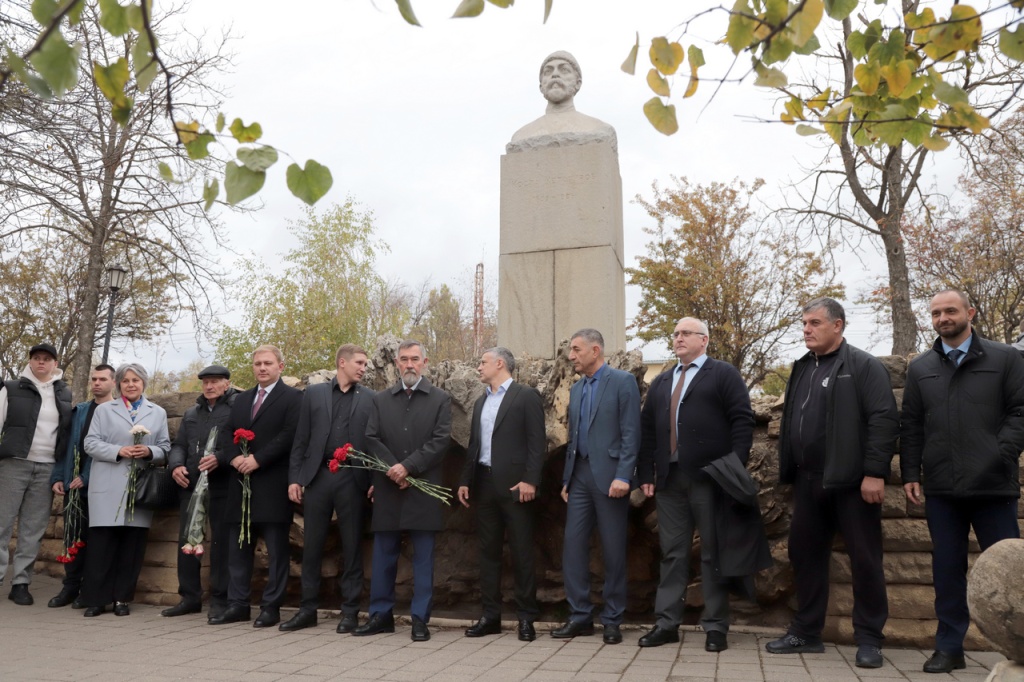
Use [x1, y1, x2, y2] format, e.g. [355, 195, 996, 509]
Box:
[553, 328, 641, 645]
[280, 344, 375, 634]
[636, 317, 754, 652]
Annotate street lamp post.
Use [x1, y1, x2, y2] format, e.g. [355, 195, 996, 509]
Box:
[101, 263, 128, 365]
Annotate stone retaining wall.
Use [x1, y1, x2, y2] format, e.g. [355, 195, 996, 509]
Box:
[22, 341, 1020, 648]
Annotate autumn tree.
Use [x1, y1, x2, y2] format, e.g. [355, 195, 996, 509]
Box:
[0, 231, 177, 380]
[627, 177, 843, 387]
[216, 200, 408, 386]
[0, 2, 234, 397]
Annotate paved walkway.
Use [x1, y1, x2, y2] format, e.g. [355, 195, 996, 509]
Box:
[0, 574, 1004, 681]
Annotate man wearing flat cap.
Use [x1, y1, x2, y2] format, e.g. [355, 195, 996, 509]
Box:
[164, 364, 238, 618]
[0, 343, 73, 606]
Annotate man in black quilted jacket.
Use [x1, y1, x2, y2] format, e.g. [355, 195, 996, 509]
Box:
[901, 290, 1024, 674]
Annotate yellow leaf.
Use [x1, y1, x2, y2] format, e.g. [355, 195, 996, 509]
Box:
[922, 134, 950, 151]
[854, 62, 881, 95]
[789, 0, 823, 48]
[175, 120, 200, 145]
[643, 97, 679, 136]
[621, 33, 639, 75]
[726, 0, 757, 54]
[646, 69, 670, 97]
[684, 45, 704, 98]
[807, 88, 831, 112]
[649, 37, 684, 76]
[881, 60, 912, 97]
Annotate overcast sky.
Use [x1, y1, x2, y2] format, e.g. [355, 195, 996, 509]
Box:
[122, 0, 969, 374]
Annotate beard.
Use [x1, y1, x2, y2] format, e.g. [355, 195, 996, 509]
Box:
[935, 318, 969, 340]
[402, 369, 420, 386]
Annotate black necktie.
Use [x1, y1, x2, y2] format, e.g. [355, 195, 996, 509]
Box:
[947, 349, 965, 366]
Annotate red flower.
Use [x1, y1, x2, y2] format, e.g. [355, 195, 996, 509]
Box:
[75, 540, 86, 548]
[328, 459, 340, 473]
[332, 447, 347, 463]
[233, 429, 256, 444]
[68, 546, 78, 556]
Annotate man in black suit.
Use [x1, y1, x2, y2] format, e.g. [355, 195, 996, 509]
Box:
[280, 344, 374, 634]
[354, 339, 451, 642]
[457, 347, 545, 642]
[209, 345, 301, 628]
[636, 317, 754, 652]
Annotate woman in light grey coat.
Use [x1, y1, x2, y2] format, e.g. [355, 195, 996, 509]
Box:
[80, 363, 170, 616]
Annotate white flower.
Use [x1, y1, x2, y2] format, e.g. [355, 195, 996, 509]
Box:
[129, 425, 150, 436]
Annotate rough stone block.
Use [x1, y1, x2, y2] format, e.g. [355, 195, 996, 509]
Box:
[553, 246, 626, 354]
[498, 251, 554, 359]
[828, 583, 936, 619]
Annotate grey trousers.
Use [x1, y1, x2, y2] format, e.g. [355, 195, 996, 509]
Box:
[654, 467, 729, 633]
[0, 458, 55, 587]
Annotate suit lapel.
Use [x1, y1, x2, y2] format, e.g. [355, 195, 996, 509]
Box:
[112, 398, 135, 428]
[589, 370, 611, 426]
[254, 382, 284, 424]
[492, 382, 519, 431]
[682, 360, 712, 401]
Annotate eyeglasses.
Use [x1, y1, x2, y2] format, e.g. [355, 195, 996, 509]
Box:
[671, 330, 706, 339]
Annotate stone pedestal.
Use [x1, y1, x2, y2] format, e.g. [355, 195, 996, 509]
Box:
[498, 141, 625, 359]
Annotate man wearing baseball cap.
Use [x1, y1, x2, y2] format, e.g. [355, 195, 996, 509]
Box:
[164, 364, 237, 618]
[0, 343, 73, 605]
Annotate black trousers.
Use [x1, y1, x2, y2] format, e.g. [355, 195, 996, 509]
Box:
[80, 526, 149, 606]
[475, 465, 539, 621]
[788, 470, 887, 646]
[175, 486, 229, 607]
[299, 464, 365, 615]
[61, 503, 89, 591]
[227, 520, 290, 610]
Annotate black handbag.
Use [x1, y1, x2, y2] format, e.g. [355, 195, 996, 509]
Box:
[134, 465, 179, 510]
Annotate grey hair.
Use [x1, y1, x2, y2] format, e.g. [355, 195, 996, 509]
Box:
[570, 328, 605, 350]
[802, 297, 846, 331]
[540, 50, 581, 82]
[115, 363, 149, 393]
[676, 317, 710, 336]
[398, 339, 427, 357]
[485, 346, 516, 373]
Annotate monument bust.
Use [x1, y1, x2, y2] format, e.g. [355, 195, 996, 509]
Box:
[507, 51, 617, 153]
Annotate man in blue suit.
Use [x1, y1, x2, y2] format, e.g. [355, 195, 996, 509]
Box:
[553, 328, 641, 645]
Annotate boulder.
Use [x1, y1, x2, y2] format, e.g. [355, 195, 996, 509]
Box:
[968, 538, 1024, 663]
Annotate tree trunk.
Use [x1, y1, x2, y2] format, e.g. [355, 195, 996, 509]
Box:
[880, 222, 918, 356]
[72, 236, 106, 399]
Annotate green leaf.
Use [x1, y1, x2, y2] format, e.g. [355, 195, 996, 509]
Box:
[31, 0, 59, 24]
[66, 0, 84, 24]
[224, 162, 266, 205]
[642, 97, 678, 136]
[789, 0, 823, 48]
[621, 32, 639, 75]
[6, 50, 52, 98]
[229, 118, 263, 143]
[287, 160, 333, 205]
[98, 0, 130, 36]
[486, 0, 513, 7]
[795, 124, 826, 136]
[922, 134, 950, 151]
[184, 133, 216, 160]
[794, 33, 821, 56]
[158, 162, 175, 183]
[203, 179, 219, 212]
[93, 57, 129, 102]
[824, 0, 857, 20]
[215, 112, 226, 133]
[999, 25, 1024, 62]
[727, 0, 756, 55]
[847, 31, 867, 60]
[649, 37, 684, 75]
[752, 61, 788, 88]
[124, 3, 143, 31]
[452, 0, 484, 18]
[933, 79, 968, 106]
[110, 96, 133, 125]
[237, 145, 279, 172]
[684, 45, 704, 99]
[29, 30, 80, 97]
[394, 0, 421, 26]
[762, 36, 794, 65]
[132, 33, 158, 93]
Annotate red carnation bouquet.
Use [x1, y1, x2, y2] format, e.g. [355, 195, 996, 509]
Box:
[234, 428, 255, 546]
[56, 448, 86, 564]
[329, 443, 452, 505]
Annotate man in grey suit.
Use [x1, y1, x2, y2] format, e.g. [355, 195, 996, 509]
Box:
[553, 328, 641, 644]
[458, 347, 546, 642]
[354, 340, 452, 642]
[280, 344, 374, 633]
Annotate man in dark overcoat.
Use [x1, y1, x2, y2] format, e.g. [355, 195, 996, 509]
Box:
[353, 339, 452, 642]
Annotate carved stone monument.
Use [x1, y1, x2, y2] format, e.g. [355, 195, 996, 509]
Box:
[499, 51, 626, 360]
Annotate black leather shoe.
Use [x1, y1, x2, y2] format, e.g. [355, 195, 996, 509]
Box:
[253, 608, 280, 628]
[336, 614, 359, 634]
[602, 624, 622, 644]
[208, 604, 251, 625]
[207, 604, 226, 621]
[923, 650, 966, 673]
[8, 584, 33, 606]
[113, 601, 130, 616]
[638, 625, 680, 648]
[705, 631, 728, 652]
[161, 601, 201, 617]
[855, 644, 884, 668]
[765, 633, 825, 654]
[411, 616, 431, 642]
[71, 597, 85, 609]
[518, 620, 536, 642]
[48, 587, 79, 608]
[352, 612, 395, 636]
[465, 616, 502, 637]
[83, 605, 105, 617]
[551, 620, 595, 638]
[279, 610, 318, 631]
